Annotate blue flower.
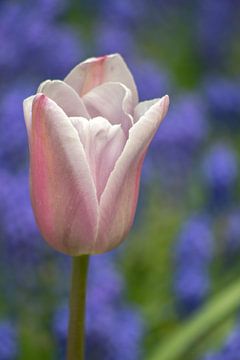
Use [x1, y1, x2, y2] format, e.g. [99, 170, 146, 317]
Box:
[0, 321, 18, 360]
[202, 323, 240, 360]
[201, 353, 223, 360]
[95, 23, 135, 59]
[204, 77, 240, 130]
[0, 171, 43, 265]
[197, 0, 237, 68]
[174, 265, 210, 315]
[221, 325, 240, 359]
[0, 83, 34, 171]
[173, 215, 214, 314]
[53, 256, 144, 359]
[0, 0, 82, 81]
[224, 209, 240, 256]
[202, 143, 237, 210]
[152, 93, 208, 179]
[130, 59, 170, 101]
[34, 0, 66, 20]
[174, 215, 214, 267]
[98, 0, 145, 26]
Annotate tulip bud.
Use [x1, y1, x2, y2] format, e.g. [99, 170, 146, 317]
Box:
[23, 53, 169, 255]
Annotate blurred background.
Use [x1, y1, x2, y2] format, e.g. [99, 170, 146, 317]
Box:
[1, 0, 240, 359]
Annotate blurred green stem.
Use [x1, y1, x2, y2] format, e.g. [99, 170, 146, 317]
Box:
[67, 255, 89, 360]
[150, 279, 240, 360]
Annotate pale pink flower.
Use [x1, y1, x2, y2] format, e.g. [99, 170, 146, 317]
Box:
[23, 54, 169, 255]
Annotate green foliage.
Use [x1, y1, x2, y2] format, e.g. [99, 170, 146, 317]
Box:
[121, 186, 185, 353]
[121, 185, 240, 359]
[149, 279, 240, 360]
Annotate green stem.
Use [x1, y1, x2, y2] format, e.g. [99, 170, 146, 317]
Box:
[67, 255, 89, 360]
[149, 279, 240, 360]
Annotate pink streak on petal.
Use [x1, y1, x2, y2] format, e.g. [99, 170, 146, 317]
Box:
[93, 95, 169, 253]
[30, 95, 55, 240]
[80, 56, 107, 95]
[64, 54, 139, 105]
[30, 94, 99, 255]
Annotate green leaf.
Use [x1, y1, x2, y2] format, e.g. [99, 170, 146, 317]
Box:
[149, 279, 240, 360]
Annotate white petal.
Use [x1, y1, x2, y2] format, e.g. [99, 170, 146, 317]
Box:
[37, 80, 90, 118]
[83, 82, 133, 133]
[64, 53, 139, 105]
[93, 95, 169, 253]
[70, 116, 126, 200]
[134, 99, 160, 122]
[23, 95, 35, 137]
[29, 94, 99, 255]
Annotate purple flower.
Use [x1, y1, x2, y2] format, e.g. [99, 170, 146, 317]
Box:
[197, 0, 237, 68]
[202, 143, 237, 209]
[87, 256, 124, 307]
[86, 306, 143, 360]
[0, 170, 43, 265]
[98, 0, 145, 26]
[155, 94, 207, 153]
[53, 256, 144, 359]
[221, 325, 240, 359]
[0, 321, 18, 360]
[224, 209, 240, 255]
[27, 24, 83, 79]
[0, 0, 82, 81]
[174, 215, 214, 267]
[152, 93, 208, 178]
[202, 323, 240, 360]
[174, 266, 210, 315]
[95, 23, 135, 59]
[0, 83, 34, 171]
[130, 59, 170, 101]
[53, 306, 68, 358]
[173, 215, 214, 314]
[204, 77, 240, 130]
[201, 354, 223, 360]
[0, 0, 84, 172]
[34, 0, 66, 19]
[140, 156, 156, 186]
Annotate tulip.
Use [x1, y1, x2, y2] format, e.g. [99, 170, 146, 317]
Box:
[23, 53, 169, 256]
[23, 53, 169, 360]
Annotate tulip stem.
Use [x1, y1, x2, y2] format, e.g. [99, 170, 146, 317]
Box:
[67, 255, 89, 360]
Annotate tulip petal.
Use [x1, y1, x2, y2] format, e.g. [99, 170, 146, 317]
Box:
[94, 95, 169, 253]
[134, 99, 160, 122]
[30, 94, 99, 255]
[37, 80, 90, 118]
[23, 95, 34, 136]
[70, 116, 126, 200]
[82, 82, 133, 133]
[64, 53, 139, 105]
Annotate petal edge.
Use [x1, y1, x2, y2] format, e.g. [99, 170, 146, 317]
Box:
[30, 94, 99, 255]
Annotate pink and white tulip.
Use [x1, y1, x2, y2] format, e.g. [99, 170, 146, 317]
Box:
[23, 54, 169, 255]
